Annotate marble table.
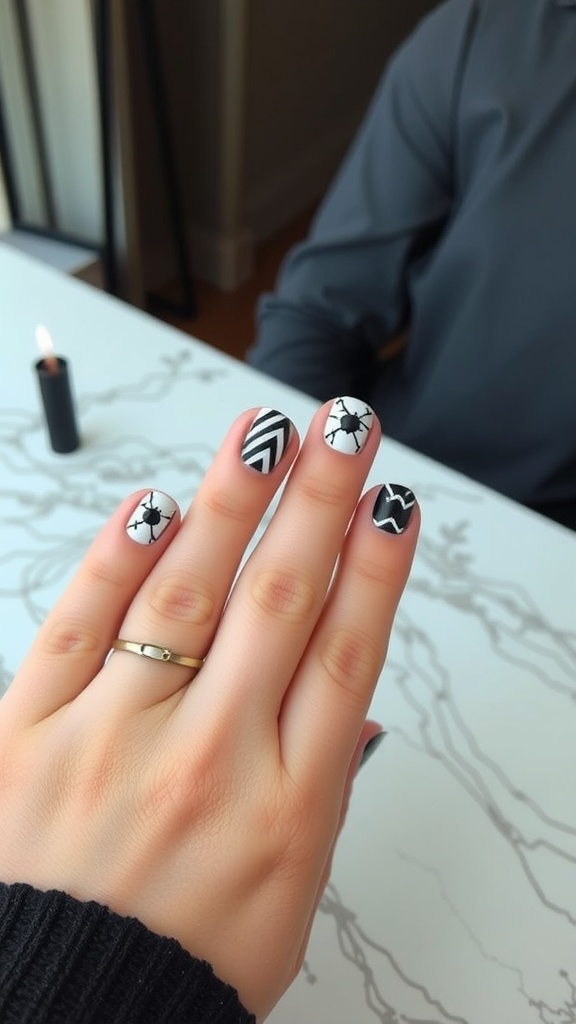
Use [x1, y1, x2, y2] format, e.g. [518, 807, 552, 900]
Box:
[1, 243, 575, 1024]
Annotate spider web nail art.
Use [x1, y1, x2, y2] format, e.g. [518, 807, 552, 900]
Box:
[324, 397, 374, 454]
[125, 490, 177, 544]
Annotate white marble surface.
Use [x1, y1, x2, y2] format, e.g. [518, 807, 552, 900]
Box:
[1, 243, 576, 1023]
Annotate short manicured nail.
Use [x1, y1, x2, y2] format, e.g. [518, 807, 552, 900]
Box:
[126, 490, 178, 545]
[324, 396, 374, 455]
[241, 408, 293, 473]
[372, 484, 415, 534]
[358, 732, 387, 773]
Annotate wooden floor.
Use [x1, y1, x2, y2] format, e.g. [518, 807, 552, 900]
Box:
[159, 208, 314, 361]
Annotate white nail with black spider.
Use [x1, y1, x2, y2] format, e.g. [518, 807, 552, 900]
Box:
[323, 397, 374, 455]
[126, 490, 177, 545]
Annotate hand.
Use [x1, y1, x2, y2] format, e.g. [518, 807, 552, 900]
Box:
[0, 399, 419, 1019]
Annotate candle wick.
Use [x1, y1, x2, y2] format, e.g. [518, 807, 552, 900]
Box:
[44, 354, 59, 375]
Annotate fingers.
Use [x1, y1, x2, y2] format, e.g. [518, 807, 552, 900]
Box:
[182, 398, 381, 727]
[279, 483, 419, 784]
[6, 489, 181, 723]
[7, 408, 298, 722]
[84, 409, 298, 711]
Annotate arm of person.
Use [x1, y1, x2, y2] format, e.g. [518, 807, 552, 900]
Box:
[247, 0, 477, 400]
[0, 882, 255, 1023]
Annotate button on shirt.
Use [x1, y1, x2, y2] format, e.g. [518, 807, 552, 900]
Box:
[249, 0, 576, 529]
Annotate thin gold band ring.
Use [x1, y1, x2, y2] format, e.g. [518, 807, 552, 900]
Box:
[111, 639, 205, 670]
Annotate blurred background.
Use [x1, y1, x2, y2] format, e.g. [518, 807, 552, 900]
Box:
[0, 0, 438, 355]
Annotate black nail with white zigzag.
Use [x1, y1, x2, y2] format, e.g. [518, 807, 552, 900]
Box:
[241, 408, 292, 473]
[372, 483, 416, 534]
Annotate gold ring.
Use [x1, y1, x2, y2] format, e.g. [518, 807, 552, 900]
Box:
[111, 639, 205, 669]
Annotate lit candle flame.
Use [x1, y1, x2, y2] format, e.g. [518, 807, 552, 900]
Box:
[35, 324, 59, 374]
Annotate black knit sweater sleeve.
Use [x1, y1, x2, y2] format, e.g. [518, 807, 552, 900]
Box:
[0, 883, 256, 1023]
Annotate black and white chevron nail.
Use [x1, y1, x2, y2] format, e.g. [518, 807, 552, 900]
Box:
[372, 483, 416, 534]
[241, 408, 293, 473]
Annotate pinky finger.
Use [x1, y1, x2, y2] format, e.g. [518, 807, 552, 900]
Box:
[293, 722, 384, 978]
[5, 489, 180, 724]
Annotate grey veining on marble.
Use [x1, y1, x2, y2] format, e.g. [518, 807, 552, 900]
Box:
[1, 259, 575, 1022]
[270, 489, 576, 1023]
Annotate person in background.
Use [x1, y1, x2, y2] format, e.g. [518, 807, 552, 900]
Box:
[0, 400, 418, 1023]
[248, 0, 576, 531]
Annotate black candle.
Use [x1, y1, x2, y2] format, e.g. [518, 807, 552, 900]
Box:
[35, 355, 80, 454]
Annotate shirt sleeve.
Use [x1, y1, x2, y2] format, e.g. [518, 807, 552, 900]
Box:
[247, 0, 478, 401]
[0, 882, 255, 1024]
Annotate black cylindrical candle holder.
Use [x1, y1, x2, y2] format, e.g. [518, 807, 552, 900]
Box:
[35, 357, 80, 453]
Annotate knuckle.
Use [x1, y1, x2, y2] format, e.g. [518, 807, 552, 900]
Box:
[40, 617, 102, 659]
[85, 556, 127, 592]
[299, 474, 348, 510]
[203, 485, 252, 525]
[320, 627, 381, 707]
[250, 567, 316, 624]
[351, 556, 399, 592]
[148, 570, 216, 626]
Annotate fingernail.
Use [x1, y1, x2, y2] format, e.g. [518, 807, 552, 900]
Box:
[323, 397, 374, 455]
[125, 490, 178, 545]
[372, 484, 415, 535]
[358, 732, 387, 773]
[241, 408, 293, 473]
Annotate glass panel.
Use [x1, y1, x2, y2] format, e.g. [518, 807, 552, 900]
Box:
[27, 0, 103, 243]
[0, 0, 48, 225]
[0, 0, 104, 245]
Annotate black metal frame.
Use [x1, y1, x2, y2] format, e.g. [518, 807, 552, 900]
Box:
[138, 0, 196, 317]
[92, 0, 119, 294]
[92, 0, 196, 312]
[0, 73, 20, 221]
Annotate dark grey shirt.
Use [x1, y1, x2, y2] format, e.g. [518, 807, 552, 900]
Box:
[249, 0, 576, 529]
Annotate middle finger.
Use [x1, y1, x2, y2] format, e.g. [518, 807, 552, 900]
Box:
[183, 397, 379, 728]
